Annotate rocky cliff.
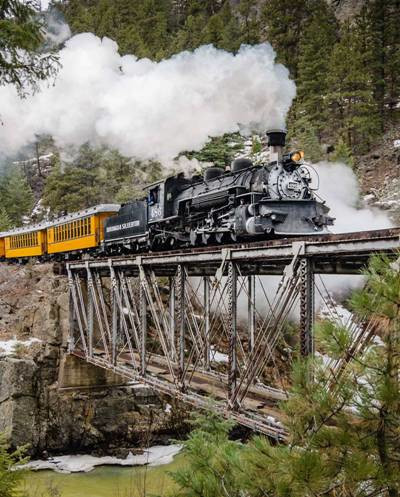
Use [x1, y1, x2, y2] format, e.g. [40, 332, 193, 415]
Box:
[0, 263, 187, 457]
[356, 124, 400, 225]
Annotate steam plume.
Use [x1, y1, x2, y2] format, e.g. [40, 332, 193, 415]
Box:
[314, 161, 393, 233]
[0, 34, 295, 162]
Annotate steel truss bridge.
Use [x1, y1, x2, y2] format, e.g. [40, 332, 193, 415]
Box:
[67, 228, 400, 439]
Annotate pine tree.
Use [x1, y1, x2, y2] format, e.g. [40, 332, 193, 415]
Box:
[287, 114, 323, 163]
[325, 21, 380, 153]
[261, 0, 309, 79]
[331, 137, 354, 167]
[185, 133, 244, 168]
[238, 0, 260, 45]
[170, 410, 242, 497]
[0, 207, 12, 232]
[0, 0, 59, 94]
[361, 0, 400, 128]
[296, 1, 338, 137]
[0, 170, 34, 226]
[0, 434, 28, 497]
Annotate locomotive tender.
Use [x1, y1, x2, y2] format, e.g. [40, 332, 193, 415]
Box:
[0, 130, 334, 262]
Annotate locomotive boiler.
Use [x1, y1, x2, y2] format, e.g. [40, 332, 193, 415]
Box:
[103, 130, 334, 254]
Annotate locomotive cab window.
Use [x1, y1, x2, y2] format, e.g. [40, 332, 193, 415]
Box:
[148, 187, 159, 205]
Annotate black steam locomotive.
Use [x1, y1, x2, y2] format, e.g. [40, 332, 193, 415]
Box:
[103, 130, 334, 254]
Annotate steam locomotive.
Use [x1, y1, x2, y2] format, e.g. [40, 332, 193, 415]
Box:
[103, 130, 333, 254]
[0, 130, 334, 262]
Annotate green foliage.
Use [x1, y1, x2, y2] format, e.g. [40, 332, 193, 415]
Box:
[0, 206, 12, 231]
[0, 433, 29, 497]
[287, 114, 324, 163]
[169, 410, 243, 497]
[185, 133, 244, 169]
[251, 135, 262, 154]
[296, 1, 337, 136]
[42, 145, 162, 215]
[261, 0, 309, 78]
[326, 20, 381, 152]
[0, 0, 59, 95]
[0, 169, 34, 226]
[331, 137, 354, 167]
[361, 0, 400, 127]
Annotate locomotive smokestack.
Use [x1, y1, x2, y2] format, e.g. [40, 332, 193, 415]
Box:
[266, 129, 286, 162]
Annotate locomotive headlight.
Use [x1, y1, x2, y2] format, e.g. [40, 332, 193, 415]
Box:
[290, 150, 304, 162]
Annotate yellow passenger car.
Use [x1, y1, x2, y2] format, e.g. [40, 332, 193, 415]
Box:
[0, 236, 5, 259]
[4, 224, 48, 259]
[47, 204, 120, 255]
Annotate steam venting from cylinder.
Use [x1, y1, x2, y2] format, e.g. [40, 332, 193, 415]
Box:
[266, 129, 286, 161]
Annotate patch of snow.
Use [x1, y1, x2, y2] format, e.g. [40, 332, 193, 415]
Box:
[371, 335, 384, 346]
[363, 194, 375, 203]
[393, 139, 400, 148]
[315, 351, 336, 369]
[164, 403, 172, 414]
[210, 345, 228, 363]
[319, 300, 355, 329]
[21, 444, 182, 474]
[0, 337, 42, 356]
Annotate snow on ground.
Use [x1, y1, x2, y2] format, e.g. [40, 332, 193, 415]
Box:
[22, 444, 182, 474]
[210, 345, 228, 363]
[0, 337, 42, 356]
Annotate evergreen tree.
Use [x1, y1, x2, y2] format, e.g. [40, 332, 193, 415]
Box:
[325, 21, 380, 152]
[185, 133, 244, 169]
[0, 433, 28, 497]
[41, 144, 163, 215]
[261, 0, 309, 78]
[0, 169, 34, 226]
[361, 0, 400, 128]
[170, 411, 242, 497]
[0, 207, 12, 232]
[238, 0, 260, 45]
[0, 0, 59, 94]
[219, 3, 241, 52]
[287, 114, 323, 163]
[296, 1, 338, 137]
[331, 136, 354, 167]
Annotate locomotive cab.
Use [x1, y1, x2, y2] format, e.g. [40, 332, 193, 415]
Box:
[146, 180, 165, 222]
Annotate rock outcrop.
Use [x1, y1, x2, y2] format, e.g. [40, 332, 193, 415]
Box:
[357, 124, 400, 225]
[0, 263, 187, 456]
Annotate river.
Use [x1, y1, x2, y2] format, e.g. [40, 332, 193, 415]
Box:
[21, 453, 185, 497]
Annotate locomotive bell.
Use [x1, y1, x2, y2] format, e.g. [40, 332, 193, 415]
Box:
[266, 129, 286, 162]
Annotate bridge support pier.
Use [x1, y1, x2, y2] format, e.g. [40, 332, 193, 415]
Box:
[299, 258, 314, 357]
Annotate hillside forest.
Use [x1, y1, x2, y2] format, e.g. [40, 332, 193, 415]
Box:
[0, 0, 399, 228]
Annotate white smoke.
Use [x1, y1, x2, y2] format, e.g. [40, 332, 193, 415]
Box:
[0, 34, 295, 163]
[314, 161, 392, 233]
[43, 11, 72, 45]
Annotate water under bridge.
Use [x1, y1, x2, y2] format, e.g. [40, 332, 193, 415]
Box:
[66, 228, 400, 439]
